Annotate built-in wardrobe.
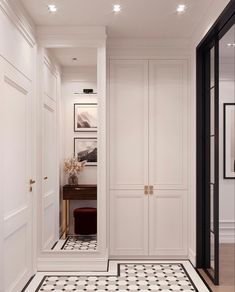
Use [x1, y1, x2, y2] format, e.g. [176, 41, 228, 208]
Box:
[109, 59, 188, 257]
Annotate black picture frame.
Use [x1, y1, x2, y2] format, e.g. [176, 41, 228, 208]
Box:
[224, 103, 235, 179]
[74, 137, 97, 166]
[74, 103, 97, 132]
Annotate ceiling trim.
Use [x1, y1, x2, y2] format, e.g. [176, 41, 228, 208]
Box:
[107, 38, 190, 49]
[36, 26, 107, 48]
[0, 0, 36, 47]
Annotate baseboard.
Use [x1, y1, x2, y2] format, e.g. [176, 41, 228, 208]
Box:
[188, 248, 196, 267]
[37, 252, 108, 271]
[219, 220, 235, 243]
[109, 255, 189, 260]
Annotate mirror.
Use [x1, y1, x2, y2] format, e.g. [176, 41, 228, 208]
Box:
[43, 47, 98, 252]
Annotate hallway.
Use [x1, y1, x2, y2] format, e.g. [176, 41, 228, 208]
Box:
[0, 1, 234, 292]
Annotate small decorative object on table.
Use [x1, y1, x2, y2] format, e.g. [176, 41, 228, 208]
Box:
[64, 157, 86, 185]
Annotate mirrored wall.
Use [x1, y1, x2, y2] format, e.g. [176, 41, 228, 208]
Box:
[44, 47, 99, 252]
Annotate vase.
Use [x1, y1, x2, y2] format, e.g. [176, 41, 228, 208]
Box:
[68, 173, 78, 185]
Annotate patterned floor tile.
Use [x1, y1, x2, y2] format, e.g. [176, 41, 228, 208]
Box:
[61, 236, 98, 251]
[36, 263, 198, 291]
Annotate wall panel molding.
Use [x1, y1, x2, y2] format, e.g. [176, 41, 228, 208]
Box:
[0, 0, 36, 47]
[37, 26, 107, 47]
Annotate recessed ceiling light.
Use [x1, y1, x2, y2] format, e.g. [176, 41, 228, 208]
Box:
[72, 57, 78, 61]
[227, 43, 235, 47]
[48, 4, 57, 13]
[113, 4, 121, 14]
[177, 4, 186, 14]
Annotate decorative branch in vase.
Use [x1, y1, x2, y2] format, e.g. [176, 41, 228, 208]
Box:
[64, 157, 86, 185]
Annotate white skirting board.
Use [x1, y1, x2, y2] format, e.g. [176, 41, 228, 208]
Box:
[219, 221, 235, 243]
[37, 250, 109, 271]
[188, 248, 196, 267]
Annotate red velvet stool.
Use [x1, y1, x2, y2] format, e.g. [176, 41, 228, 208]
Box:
[73, 208, 97, 235]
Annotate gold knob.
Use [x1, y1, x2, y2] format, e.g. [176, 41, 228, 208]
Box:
[144, 185, 149, 195]
[30, 179, 36, 185]
[149, 185, 153, 195]
[29, 179, 35, 192]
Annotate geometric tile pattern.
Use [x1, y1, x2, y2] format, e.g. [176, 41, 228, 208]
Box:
[36, 263, 198, 291]
[61, 236, 98, 251]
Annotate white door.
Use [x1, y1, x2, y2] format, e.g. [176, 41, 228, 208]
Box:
[0, 57, 33, 291]
[109, 60, 149, 255]
[148, 60, 188, 256]
[41, 57, 58, 249]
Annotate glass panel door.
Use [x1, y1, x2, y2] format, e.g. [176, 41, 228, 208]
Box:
[204, 43, 219, 284]
[219, 23, 235, 287]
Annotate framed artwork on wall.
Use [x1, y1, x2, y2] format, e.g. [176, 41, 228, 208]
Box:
[74, 137, 97, 166]
[224, 103, 235, 179]
[74, 103, 97, 132]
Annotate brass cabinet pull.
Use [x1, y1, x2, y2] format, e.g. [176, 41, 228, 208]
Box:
[75, 188, 82, 191]
[144, 185, 149, 195]
[149, 185, 153, 195]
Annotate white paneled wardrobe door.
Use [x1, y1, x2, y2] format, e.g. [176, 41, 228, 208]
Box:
[109, 60, 149, 255]
[41, 59, 58, 250]
[148, 60, 188, 256]
[0, 57, 33, 291]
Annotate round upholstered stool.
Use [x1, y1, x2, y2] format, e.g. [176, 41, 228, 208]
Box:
[73, 207, 97, 235]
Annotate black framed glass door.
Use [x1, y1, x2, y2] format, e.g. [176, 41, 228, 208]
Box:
[204, 42, 220, 284]
[196, 0, 235, 286]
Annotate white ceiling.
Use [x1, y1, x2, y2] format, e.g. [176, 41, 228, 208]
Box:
[21, 0, 214, 38]
[49, 47, 97, 67]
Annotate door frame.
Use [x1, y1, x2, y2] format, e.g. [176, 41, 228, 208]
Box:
[196, 0, 235, 285]
[35, 27, 108, 271]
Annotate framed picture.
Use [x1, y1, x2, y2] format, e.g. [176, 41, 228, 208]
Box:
[74, 137, 97, 166]
[224, 103, 235, 179]
[74, 103, 97, 132]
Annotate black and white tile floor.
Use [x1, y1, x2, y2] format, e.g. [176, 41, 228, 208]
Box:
[52, 236, 98, 251]
[61, 236, 98, 251]
[24, 261, 210, 292]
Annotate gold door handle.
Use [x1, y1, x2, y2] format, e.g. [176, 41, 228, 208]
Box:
[44, 176, 48, 180]
[30, 179, 36, 185]
[149, 185, 153, 195]
[144, 185, 149, 195]
[29, 179, 36, 192]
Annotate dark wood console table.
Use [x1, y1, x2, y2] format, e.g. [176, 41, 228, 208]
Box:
[63, 184, 97, 200]
[62, 184, 97, 238]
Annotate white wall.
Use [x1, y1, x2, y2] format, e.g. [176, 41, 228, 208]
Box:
[0, 1, 36, 291]
[0, 2, 35, 78]
[219, 59, 235, 243]
[189, 0, 231, 265]
[61, 66, 97, 233]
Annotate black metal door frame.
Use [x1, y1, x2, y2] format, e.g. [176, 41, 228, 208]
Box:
[196, 0, 235, 285]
